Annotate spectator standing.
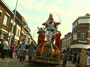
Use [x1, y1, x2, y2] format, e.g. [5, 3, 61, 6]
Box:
[2, 39, 9, 59]
[10, 43, 17, 58]
[72, 51, 77, 63]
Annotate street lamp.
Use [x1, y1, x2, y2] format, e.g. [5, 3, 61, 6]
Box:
[9, 0, 18, 45]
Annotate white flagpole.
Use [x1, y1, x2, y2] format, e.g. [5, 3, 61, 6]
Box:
[13, 0, 18, 21]
[9, 0, 18, 45]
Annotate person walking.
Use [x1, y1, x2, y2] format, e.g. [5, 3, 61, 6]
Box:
[62, 47, 72, 67]
[2, 39, 9, 59]
[19, 39, 28, 64]
[28, 41, 36, 63]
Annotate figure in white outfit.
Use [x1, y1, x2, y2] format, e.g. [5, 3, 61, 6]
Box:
[45, 18, 57, 42]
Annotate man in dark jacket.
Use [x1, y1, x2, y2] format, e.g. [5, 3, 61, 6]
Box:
[62, 47, 72, 67]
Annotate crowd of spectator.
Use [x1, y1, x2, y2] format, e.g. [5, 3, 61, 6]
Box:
[0, 39, 36, 64]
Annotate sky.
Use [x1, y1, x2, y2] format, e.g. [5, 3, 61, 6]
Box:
[3, 0, 90, 42]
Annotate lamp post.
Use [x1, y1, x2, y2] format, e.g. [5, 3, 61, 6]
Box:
[9, 0, 18, 45]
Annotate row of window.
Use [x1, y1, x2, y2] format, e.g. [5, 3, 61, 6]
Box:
[0, 10, 21, 37]
[0, 11, 10, 26]
[62, 39, 72, 47]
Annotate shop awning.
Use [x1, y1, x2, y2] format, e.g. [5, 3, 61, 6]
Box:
[70, 44, 90, 49]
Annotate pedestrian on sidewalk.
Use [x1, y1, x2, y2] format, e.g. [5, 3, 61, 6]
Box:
[72, 51, 77, 63]
[2, 39, 9, 59]
[62, 47, 72, 67]
[28, 41, 36, 63]
[10, 43, 17, 58]
[19, 39, 28, 64]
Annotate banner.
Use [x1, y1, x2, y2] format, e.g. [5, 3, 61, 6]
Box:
[73, 33, 77, 41]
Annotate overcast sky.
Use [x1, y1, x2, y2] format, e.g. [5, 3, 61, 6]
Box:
[3, 0, 90, 42]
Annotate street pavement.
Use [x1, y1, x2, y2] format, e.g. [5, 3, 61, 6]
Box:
[0, 58, 76, 67]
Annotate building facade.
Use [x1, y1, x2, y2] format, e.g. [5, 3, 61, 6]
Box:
[72, 14, 90, 45]
[0, 0, 33, 45]
[61, 32, 72, 50]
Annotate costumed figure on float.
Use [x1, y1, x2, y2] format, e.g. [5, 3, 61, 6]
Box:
[31, 13, 63, 66]
[37, 27, 45, 46]
[55, 31, 61, 50]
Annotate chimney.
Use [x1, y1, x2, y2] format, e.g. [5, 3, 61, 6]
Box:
[86, 13, 90, 16]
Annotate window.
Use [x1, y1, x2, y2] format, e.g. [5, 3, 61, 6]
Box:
[1, 33, 6, 39]
[24, 35, 26, 39]
[16, 25, 21, 36]
[80, 29, 87, 39]
[0, 12, 2, 16]
[0, 10, 2, 20]
[3, 14, 9, 26]
[0, 10, 2, 16]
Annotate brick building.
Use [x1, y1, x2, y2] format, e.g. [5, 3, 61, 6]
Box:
[0, 0, 32, 45]
[72, 13, 90, 46]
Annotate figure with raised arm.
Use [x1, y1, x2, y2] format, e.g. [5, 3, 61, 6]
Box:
[45, 18, 57, 43]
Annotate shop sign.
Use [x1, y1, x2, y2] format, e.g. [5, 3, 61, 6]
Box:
[73, 33, 77, 41]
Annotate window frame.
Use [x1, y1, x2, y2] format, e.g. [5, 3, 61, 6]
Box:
[3, 13, 10, 26]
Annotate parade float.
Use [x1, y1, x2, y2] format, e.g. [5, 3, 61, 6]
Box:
[31, 13, 63, 66]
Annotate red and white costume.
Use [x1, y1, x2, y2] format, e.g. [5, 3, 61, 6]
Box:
[37, 30, 45, 46]
[55, 31, 61, 50]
